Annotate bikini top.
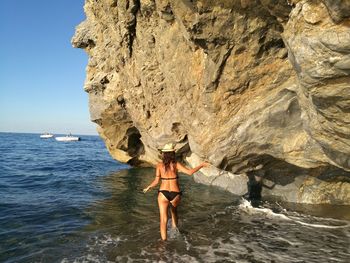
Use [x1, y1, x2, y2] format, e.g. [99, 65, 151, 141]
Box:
[160, 176, 179, 180]
[160, 162, 178, 180]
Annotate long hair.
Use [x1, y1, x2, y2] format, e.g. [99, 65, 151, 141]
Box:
[162, 151, 176, 172]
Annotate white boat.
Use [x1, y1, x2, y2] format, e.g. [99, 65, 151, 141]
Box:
[40, 133, 54, 139]
[55, 134, 80, 142]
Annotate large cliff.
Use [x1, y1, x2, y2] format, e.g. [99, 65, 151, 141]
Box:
[72, 0, 350, 204]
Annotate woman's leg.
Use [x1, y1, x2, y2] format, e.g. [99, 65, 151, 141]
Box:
[170, 195, 181, 228]
[158, 193, 169, 240]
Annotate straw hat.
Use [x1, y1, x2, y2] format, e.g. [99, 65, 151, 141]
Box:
[160, 143, 176, 152]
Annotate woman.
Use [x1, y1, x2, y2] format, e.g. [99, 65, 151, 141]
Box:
[143, 143, 208, 241]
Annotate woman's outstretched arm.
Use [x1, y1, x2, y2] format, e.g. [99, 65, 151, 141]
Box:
[176, 162, 209, 176]
[143, 164, 161, 193]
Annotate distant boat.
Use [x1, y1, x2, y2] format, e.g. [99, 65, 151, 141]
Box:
[55, 134, 80, 142]
[40, 133, 54, 139]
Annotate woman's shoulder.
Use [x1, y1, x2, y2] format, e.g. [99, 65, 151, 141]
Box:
[175, 161, 183, 168]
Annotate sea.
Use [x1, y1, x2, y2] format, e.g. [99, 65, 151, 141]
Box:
[0, 132, 349, 263]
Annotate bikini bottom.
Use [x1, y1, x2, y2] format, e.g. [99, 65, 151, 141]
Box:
[158, 190, 182, 201]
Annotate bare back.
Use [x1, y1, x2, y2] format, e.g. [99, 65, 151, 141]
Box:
[158, 162, 180, 192]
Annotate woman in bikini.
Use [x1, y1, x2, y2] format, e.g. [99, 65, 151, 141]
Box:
[143, 143, 208, 241]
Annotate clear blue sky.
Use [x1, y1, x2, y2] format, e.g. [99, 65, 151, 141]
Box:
[0, 0, 98, 135]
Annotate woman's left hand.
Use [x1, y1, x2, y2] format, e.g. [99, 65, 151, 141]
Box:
[201, 162, 210, 168]
[143, 187, 150, 193]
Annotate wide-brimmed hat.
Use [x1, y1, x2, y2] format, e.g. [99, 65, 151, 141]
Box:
[160, 143, 176, 152]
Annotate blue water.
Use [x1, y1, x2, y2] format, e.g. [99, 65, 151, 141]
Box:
[1, 132, 349, 263]
[0, 132, 128, 262]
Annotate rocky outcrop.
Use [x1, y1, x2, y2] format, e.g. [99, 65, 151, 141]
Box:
[72, 0, 350, 204]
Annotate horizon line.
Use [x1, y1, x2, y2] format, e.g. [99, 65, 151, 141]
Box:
[0, 131, 99, 136]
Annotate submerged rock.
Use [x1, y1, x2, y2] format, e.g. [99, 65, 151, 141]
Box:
[72, 0, 350, 204]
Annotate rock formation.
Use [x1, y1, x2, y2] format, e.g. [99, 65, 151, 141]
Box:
[72, 0, 350, 204]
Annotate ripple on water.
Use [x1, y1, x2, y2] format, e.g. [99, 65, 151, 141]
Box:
[1, 133, 349, 263]
[59, 170, 350, 263]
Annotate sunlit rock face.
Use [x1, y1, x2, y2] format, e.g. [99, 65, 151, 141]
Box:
[72, 0, 350, 204]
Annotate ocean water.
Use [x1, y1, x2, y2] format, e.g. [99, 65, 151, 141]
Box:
[0, 132, 349, 263]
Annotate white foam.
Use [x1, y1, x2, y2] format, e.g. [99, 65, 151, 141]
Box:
[238, 198, 350, 229]
[289, 216, 350, 229]
[274, 236, 303, 247]
[167, 226, 181, 239]
[166, 223, 192, 251]
[195, 236, 298, 263]
[139, 246, 200, 263]
[238, 198, 290, 221]
[88, 234, 124, 250]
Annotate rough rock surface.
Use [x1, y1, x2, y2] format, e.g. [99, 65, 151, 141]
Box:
[72, 0, 350, 204]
